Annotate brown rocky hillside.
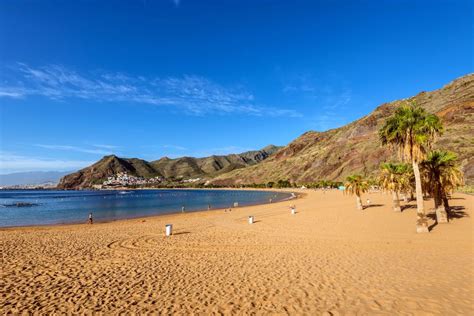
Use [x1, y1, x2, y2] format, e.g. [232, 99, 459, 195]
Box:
[212, 74, 474, 185]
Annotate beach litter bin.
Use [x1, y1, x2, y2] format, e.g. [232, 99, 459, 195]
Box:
[165, 224, 173, 236]
[291, 207, 296, 215]
[248, 216, 254, 224]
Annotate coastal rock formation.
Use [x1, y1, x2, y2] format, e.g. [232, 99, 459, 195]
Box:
[57, 145, 280, 189]
[212, 74, 474, 185]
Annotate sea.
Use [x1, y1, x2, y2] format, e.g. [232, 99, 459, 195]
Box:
[0, 189, 293, 227]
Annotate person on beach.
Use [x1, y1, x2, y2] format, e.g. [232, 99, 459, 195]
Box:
[88, 212, 93, 224]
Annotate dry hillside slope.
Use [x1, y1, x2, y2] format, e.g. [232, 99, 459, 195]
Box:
[212, 74, 474, 185]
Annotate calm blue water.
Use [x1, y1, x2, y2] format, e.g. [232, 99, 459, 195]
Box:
[0, 189, 292, 227]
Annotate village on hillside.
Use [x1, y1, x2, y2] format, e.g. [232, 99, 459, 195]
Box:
[93, 173, 202, 189]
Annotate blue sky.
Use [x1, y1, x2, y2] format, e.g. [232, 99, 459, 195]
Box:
[0, 0, 472, 173]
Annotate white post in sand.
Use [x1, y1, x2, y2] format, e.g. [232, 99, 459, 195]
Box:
[291, 206, 296, 215]
[165, 224, 173, 236]
[248, 216, 254, 224]
[234, 202, 239, 208]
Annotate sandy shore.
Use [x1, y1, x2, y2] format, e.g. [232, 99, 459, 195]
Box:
[1, 190, 473, 314]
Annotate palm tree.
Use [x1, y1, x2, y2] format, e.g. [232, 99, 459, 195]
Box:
[398, 163, 415, 203]
[421, 150, 464, 221]
[440, 161, 463, 210]
[344, 174, 369, 210]
[379, 101, 443, 233]
[379, 163, 411, 212]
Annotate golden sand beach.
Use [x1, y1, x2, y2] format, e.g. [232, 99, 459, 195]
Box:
[1, 189, 473, 314]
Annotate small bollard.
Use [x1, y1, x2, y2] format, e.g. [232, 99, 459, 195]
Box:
[248, 216, 254, 224]
[165, 224, 173, 236]
[234, 202, 239, 208]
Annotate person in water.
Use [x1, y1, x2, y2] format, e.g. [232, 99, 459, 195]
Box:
[88, 212, 93, 224]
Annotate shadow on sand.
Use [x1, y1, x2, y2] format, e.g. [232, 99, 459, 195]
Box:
[426, 206, 468, 231]
[363, 204, 384, 210]
[401, 204, 417, 212]
[173, 231, 191, 236]
[447, 206, 468, 219]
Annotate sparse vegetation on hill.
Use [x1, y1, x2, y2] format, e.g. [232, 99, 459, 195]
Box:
[212, 74, 474, 186]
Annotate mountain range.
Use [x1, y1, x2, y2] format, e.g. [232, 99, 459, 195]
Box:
[57, 74, 473, 189]
[57, 145, 280, 189]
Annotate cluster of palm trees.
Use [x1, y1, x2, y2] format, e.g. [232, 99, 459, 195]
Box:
[379, 162, 413, 212]
[344, 102, 463, 233]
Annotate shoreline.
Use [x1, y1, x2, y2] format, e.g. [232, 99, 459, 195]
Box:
[0, 188, 301, 230]
[1, 189, 472, 314]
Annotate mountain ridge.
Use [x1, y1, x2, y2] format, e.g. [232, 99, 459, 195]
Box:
[211, 73, 474, 185]
[58, 74, 474, 189]
[57, 145, 281, 189]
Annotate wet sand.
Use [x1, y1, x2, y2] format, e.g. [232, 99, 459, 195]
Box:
[1, 190, 473, 314]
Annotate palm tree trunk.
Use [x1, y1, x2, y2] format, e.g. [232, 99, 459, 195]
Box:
[413, 161, 429, 233]
[356, 194, 363, 210]
[442, 194, 450, 211]
[433, 173, 443, 209]
[392, 191, 401, 212]
[433, 174, 448, 223]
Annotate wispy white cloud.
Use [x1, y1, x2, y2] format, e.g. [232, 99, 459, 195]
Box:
[0, 151, 93, 173]
[35, 144, 117, 155]
[0, 89, 25, 98]
[0, 63, 301, 117]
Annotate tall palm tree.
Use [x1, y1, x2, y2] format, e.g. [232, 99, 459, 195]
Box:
[379, 163, 411, 212]
[344, 174, 369, 210]
[379, 101, 443, 233]
[421, 150, 464, 220]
